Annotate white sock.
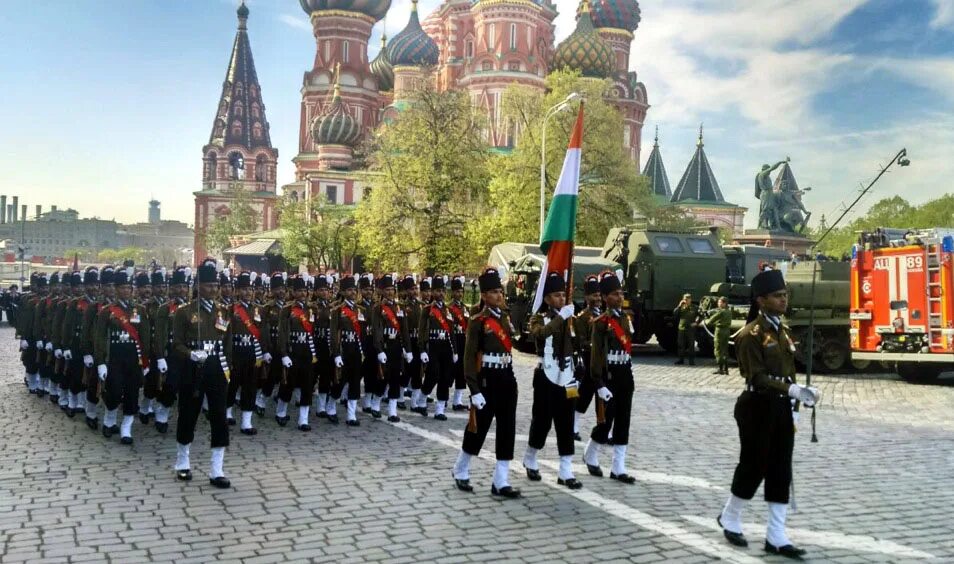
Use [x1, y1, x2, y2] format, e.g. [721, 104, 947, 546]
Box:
[67, 392, 76, 410]
[209, 447, 226, 479]
[155, 404, 169, 424]
[298, 406, 310, 426]
[583, 439, 601, 467]
[363, 393, 372, 408]
[201, 396, 209, 412]
[76, 395, 86, 410]
[276, 399, 288, 418]
[435, 400, 446, 416]
[453, 389, 464, 406]
[493, 460, 511, 489]
[104, 409, 118, 428]
[340, 383, 349, 399]
[174, 443, 191, 471]
[85, 400, 98, 420]
[720, 494, 748, 535]
[241, 410, 253, 430]
[58, 389, 68, 406]
[411, 389, 422, 408]
[120, 415, 134, 438]
[611, 444, 628, 476]
[371, 395, 382, 412]
[26, 371, 36, 391]
[139, 396, 152, 414]
[453, 451, 472, 480]
[388, 399, 398, 417]
[317, 393, 327, 413]
[558, 455, 575, 480]
[766, 502, 792, 547]
[523, 447, 539, 471]
[573, 411, 580, 434]
[226, 407, 233, 420]
[291, 387, 300, 404]
[326, 398, 337, 416]
[347, 399, 357, 421]
[255, 390, 266, 409]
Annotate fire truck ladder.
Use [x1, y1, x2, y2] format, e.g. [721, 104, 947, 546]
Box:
[925, 237, 944, 349]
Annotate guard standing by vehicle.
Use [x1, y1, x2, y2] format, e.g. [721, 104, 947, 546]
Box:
[706, 296, 733, 375]
[583, 271, 637, 484]
[674, 293, 700, 365]
[451, 267, 520, 498]
[717, 269, 819, 558]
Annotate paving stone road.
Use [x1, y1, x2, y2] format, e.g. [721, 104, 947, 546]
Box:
[1, 325, 952, 563]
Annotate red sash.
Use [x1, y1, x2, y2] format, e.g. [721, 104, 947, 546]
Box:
[76, 299, 89, 313]
[482, 317, 512, 353]
[168, 301, 179, 315]
[606, 316, 632, 354]
[233, 303, 262, 342]
[291, 306, 314, 334]
[108, 305, 149, 369]
[341, 305, 362, 336]
[380, 304, 401, 332]
[430, 306, 451, 333]
[448, 303, 468, 331]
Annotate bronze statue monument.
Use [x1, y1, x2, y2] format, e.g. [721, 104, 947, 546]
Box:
[755, 157, 811, 234]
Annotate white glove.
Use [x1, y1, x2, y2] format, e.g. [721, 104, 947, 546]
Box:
[45, 342, 53, 352]
[558, 304, 575, 320]
[420, 352, 430, 364]
[788, 384, 820, 407]
[36, 340, 43, 349]
[377, 352, 388, 364]
[142, 366, 150, 376]
[63, 350, 72, 360]
[471, 393, 487, 410]
[404, 350, 413, 363]
[334, 356, 344, 368]
[83, 354, 94, 368]
[20, 340, 28, 350]
[97, 364, 107, 381]
[263, 352, 273, 364]
[190, 350, 208, 363]
[597, 386, 613, 402]
[157, 358, 168, 373]
[282, 356, 293, 368]
[453, 353, 459, 363]
[54, 349, 63, 359]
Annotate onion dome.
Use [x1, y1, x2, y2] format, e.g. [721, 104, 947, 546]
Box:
[312, 72, 361, 146]
[299, 0, 391, 22]
[370, 34, 394, 91]
[237, 0, 250, 19]
[551, 0, 616, 79]
[387, 0, 439, 67]
[577, 0, 641, 33]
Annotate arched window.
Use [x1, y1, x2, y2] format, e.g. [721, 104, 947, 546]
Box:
[234, 101, 244, 116]
[252, 122, 263, 139]
[465, 40, 474, 58]
[231, 120, 242, 136]
[206, 152, 218, 181]
[255, 155, 267, 182]
[229, 152, 245, 180]
[213, 119, 225, 137]
[343, 40, 350, 63]
[251, 103, 261, 118]
[235, 81, 244, 97]
[509, 23, 517, 50]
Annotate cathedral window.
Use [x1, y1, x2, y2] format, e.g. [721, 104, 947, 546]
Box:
[231, 120, 242, 136]
[343, 41, 350, 63]
[465, 40, 474, 58]
[229, 152, 245, 180]
[213, 119, 225, 137]
[508, 61, 520, 71]
[509, 24, 517, 51]
[253, 122, 263, 139]
[206, 153, 218, 181]
[234, 101, 244, 117]
[326, 185, 338, 204]
[251, 103, 261, 118]
[255, 155, 267, 182]
[487, 24, 495, 50]
[482, 60, 492, 72]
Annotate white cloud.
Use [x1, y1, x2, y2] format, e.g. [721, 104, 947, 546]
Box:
[930, 0, 954, 29]
[278, 14, 311, 32]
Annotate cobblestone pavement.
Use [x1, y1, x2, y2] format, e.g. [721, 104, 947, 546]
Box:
[1, 325, 952, 563]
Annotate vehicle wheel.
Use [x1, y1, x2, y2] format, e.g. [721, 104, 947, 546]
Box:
[815, 339, 849, 373]
[849, 358, 871, 371]
[655, 327, 678, 353]
[896, 363, 942, 383]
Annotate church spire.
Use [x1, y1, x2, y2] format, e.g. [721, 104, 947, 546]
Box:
[671, 124, 724, 203]
[641, 126, 671, 198]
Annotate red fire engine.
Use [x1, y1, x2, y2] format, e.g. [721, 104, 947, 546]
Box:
[850, 228, 954, 382]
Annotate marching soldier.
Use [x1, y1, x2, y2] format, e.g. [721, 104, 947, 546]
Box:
[61, 269, 99, 418]
[276, 275, 318, 431]
[94, 267, 152, 445]
[252, 273, 266, 305]
[218, 270, 234, 306]
[418, 275, 457, 419]
[153, 267, 189, 434]
[451, 267, 520, 498]
[674, 292, 700, 365]
[82, 266, 113, 429]
[51, 272, 76, 413]
[357, 274, 379, 415]
[227, 272, 270, 435]
[572, 275, 602, 441]
[135, 271, 158, 424]
[582, 271, 637, 485]
[330, 275, 365, 426]
[447, 276, 470, 411]
[718, 269, 819, 557]
[312, 274, 338, 423]
[256, 272, 286, 417]
[370, 274, 412, 422]
[172, 258, 233, 488]
[399, 275, 423, 410]
[522, 271, 582, 488]
[706, 296, 733, 375]
[35, 273, 59, 402]
[16, 273, 42, 395]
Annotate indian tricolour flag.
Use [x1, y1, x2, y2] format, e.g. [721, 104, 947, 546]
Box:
[532, 103, 583, 313]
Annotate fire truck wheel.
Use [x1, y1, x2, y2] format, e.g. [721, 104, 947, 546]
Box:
[849, 358, 872, 371]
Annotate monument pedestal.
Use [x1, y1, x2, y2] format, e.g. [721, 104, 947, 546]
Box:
[733, 230, 815, 257]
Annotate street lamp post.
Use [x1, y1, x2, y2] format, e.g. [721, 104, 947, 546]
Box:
[540, 92, 581, 242]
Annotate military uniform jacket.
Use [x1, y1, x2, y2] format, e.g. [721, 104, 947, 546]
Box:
[329, 300, 365, 358]
[736, 312, 797, 395]
[81, 298, 107, 357]
[674, 303, 700, 330]
[311, 299, 332, 352]
[463, 307, 515, 395]
[590, 309, 635, 389]
[62, 296, 97, 354]
[263, 298, 285, 350]
[50, 296, 71, 350]
[154, 298, 186, 360]
[418, 301, 456, 354]
[278, 300, 319, 359]
[706, 308, 733, 334]
[230, 300, 269, 360]
[94, 299, 153, 367]
[172, 299, 233, 368]
[16, 294, 38, 341]
[371, 299, 410, 354]
[33, 295, 54, 344]
[403, 298, 423, 346]
[573, 307, 602, 359]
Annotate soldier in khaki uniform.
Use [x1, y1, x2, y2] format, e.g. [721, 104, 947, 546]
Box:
[228, 272, 271, 435]
[705, 297, 733, 375]
[718, 269, 819, 557]
[153, 267, 189, 434]
[673, 293, 700, 365]
[572, 275, 602, 440]
[370, 274, 412, 422]
[451, 267, 520, 498]
[82, 267, 113, 429]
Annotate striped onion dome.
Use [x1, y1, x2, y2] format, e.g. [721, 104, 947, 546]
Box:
[312, 78, 361, 146]
[578, 0, 641, 33]
[387, 0, 439, 67]
[551, 0, 616, 79]
[370, 34, 394, 91]
[299, 0, 391, 22]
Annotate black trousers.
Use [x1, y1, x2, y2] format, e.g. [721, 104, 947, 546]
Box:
[528, 368, 576, 456]
[574, 353, 594, 414]
[341, 345, 363, 401]
[156, 356, 185, 408]
[22, 343, 39, 374]
[260, 339, 281, 398]
[590, 364, 634, 446]
[141, 358, 158, 404]
[278, 345, 316, 406]
[315, 342, 337, 397]
[421, 340, 453, 401]
[405, 340, 423, 389]
[39, 349, 53, 383]
[226, 347, 259, 411]
[361, 336, 384, 396]
[176, 358, 229, 448]
[104, 348, 142, 414]
[730, 391, 794, 504]
[452, 333, 466, 390]
[462, 366, 517, 460]
[67, 355, 86, 395]
[381, 340, 405, 400]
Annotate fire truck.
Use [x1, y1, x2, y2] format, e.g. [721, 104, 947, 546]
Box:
[849, 228, 954, 382]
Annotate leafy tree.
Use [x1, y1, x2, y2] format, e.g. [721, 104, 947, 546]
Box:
[204, 188, 260, 256]
[279, 197, 358, 272]
[356, 85, 490, 272]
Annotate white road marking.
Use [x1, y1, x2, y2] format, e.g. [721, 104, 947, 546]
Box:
[682, 514, 935, 559]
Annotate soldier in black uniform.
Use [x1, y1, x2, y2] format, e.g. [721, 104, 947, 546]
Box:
[311, 274, 337, 423]
[418, 275, 458, 419]
[257, 273, 286, 416]
[399, 275, 423, 410]
[572, 275, 602, 440]
[583, 271, 637, 484]
[718, 269, 819, 557]
[218, 270, 234, 306]
[330, 275, 366, 426]
[447, 276, 470, 411]
[276, 275, 319, 431]
[82, 267, 112, 428]
[409, 276, 431, 411]
[61, 269, 99, 417]
[136, 270, 159, 424]
[172, 258, 233, 488]
[35, 272, 59, 402]
[153, 267, 189, 434]
[522, 271, 582, 489]
[356, 274, 378, 414]
[370, 274, 412, 422]
[451, 267, 520, 498]
[51, 272, 80, 413]
[17, 273, 44, 395]
[228, 272, 270, 435]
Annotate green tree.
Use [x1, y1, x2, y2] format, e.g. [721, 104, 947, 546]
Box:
[97, 247, 148, 265]
[467, 69, 653, 258]
[279, 197, 358, 271]
[204, 188, 260, 256]
[356, 84, 490, 272]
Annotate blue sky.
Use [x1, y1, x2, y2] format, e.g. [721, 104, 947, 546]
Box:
[1, 0, 952, 229]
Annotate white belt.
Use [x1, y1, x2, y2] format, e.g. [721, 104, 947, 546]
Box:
[340, 332, 359, 343]
[234, 335, 255, 346]
[429, 330, 448, 340]
[607, 351, 630, 365]
[481, 353, 512, 368]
